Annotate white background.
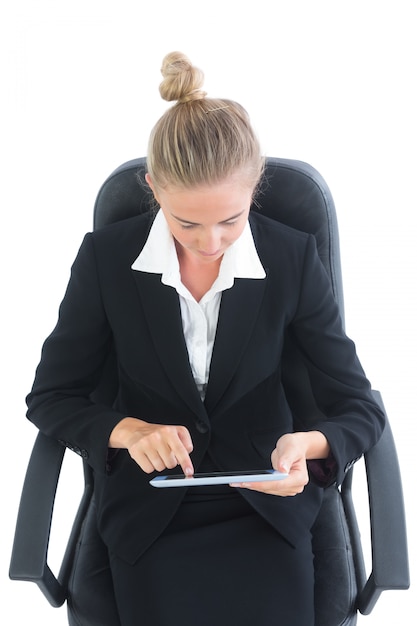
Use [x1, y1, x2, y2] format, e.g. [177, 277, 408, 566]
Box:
[1, 1, 415, 623]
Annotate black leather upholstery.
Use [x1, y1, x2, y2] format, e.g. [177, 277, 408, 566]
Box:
[67, 496, 120, 626]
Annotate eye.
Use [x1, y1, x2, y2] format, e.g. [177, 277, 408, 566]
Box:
[180, 223, 196, 230]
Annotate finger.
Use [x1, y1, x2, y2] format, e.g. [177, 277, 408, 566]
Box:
[129, 424, 194, 475]
[230, 475, 304, 496]
[230, 483, 300, 496]
[177, 426, 194, 454]
[271, 449, 291, 474]
[146, 440, 187, 474]
[166, 427, 193, 475]
[229, 479, 285, 491]
[169, 443, 194, 476]
[133, 449, 163, 474]
[130, 434, 174, 473]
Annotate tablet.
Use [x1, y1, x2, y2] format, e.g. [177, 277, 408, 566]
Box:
[150, 469, 288, 488]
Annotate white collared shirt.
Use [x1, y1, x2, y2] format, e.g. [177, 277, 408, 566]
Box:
[132, 210, 266, 399]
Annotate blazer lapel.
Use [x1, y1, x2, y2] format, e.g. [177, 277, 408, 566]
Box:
[132, 271, 207, 420]
[204, 276, 267, 414]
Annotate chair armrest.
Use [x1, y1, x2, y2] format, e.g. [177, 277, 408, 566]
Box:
[342, 391, 410, 615]
[9, 432, 93, 607]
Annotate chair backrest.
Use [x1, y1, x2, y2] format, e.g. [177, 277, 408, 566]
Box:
[93, 156, 343, 431]
[94, 158, 344, 315]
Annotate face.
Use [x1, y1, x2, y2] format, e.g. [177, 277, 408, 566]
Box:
[146, 173, 253, 266]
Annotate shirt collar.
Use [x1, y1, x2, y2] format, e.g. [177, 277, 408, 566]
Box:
[131, 210, 265, 297]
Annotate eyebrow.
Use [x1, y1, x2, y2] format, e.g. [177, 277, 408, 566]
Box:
[171, 210, 246, 226]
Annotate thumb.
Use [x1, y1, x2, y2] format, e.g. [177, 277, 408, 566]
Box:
[277, 459, 291, 474]
[271, 447, 292, 474]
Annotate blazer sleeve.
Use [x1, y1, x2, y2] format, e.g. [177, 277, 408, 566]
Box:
[26, 233, 127, 474]
[289, 235, 385, 486]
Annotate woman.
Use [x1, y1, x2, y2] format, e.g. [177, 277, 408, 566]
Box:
[27, 52, 385, 625]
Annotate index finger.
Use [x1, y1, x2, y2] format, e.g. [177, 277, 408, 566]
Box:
[172, 426, 194, 476]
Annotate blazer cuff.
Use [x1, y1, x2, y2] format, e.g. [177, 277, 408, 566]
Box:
[106, 448, 120, 474]
[307, 452, 338, 488]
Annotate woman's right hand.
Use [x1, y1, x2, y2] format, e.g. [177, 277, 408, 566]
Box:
[109, 417, 194, 476]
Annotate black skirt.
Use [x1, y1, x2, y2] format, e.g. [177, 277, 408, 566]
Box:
[109, 486, 315, 626]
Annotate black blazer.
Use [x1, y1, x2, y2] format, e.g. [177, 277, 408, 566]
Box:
[27, 211, 385, 564]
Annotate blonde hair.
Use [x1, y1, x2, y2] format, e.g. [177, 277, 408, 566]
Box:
[147, 52, 264, 192]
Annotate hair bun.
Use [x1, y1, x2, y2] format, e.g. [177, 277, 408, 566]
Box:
[159, 51, 207, 103]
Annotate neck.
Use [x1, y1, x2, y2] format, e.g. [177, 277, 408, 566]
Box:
[177, 247, 222, 302]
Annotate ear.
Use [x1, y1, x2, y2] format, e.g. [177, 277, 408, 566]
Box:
[145, 173, 160, 204]
[145, 172, 156, 193]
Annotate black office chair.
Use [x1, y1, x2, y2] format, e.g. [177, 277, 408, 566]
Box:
[9, 157, 410, 626]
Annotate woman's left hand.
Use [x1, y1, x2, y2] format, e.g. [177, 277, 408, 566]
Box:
[230, 431, 329, 496]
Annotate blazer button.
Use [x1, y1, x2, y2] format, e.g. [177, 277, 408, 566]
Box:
[196, 421, 209, 434]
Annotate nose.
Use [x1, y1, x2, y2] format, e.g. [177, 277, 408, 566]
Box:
[198, 228, 221, 254]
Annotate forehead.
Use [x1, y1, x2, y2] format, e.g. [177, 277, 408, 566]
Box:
[159, 178, 253, 223]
